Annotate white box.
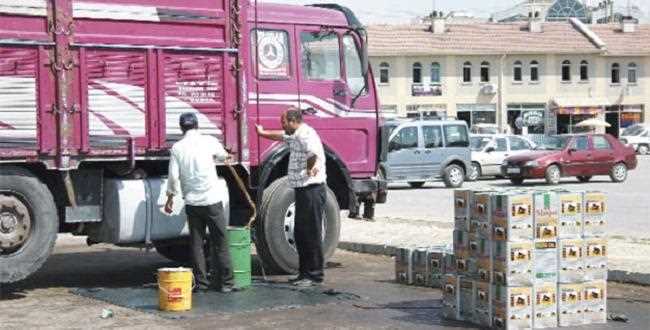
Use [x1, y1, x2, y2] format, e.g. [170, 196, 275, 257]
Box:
[582, 191, 607, 238]
[582, 280, 607, 325]
[493, 192, 534, 242]
[558, 283, 585, 327]
[532, 282, 558, 329]
[533, 191, 559, 242]
[395, 248, 413, 285]
[493, 241, 534, 287]
[493, 285, 533, 330]
[558, 239, 585, 283]
[584, 238, 608, 281]
[557, 191, 583, 239]
[533, 241, 558, 284]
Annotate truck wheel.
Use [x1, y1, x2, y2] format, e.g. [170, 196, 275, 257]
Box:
[638, 145, 649, 155]
[255, 177, 340, 274]
[443, 164, 465, 188]
[0, 167, 58, 283]
[154, 240, 192, 264]
[407, 182, 425, 188]
[545, 165, 561, 185]
[610, 162, 628, 183]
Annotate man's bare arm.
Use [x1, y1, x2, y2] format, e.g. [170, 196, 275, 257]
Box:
[306, 155, 319, 177]
[256, 124, 285, 141]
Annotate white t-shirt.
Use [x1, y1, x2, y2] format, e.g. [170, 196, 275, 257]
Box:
[284, 123, 327, 188]
[167, 130, 229, 206]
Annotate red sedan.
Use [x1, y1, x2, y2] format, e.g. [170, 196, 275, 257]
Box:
[501, 134, 638, 185]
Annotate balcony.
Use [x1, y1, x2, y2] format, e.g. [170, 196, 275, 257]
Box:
[411, 83, 442, 97]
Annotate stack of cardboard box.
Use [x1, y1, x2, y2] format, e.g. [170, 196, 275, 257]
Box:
[441, 189, 607, 329]
[394, 245, 453, 289]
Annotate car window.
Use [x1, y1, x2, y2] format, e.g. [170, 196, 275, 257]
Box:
[495, 138, 507, 152]
[592, 136, 612, 150]
[422, 126, 443, 149]
[389, 126, 418, 151]
[572, 136, 589, 151]
[508, 137, 530, 151]
[443, 125, 470, 148]
[470, 136, 492, 151]
[300, 32, 341, 80]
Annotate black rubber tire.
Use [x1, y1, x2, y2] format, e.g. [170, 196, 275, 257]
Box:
[408, 182, 425, 188]
[255, 177, 340, 274]
[154, 240, 192, 264]
[577, 176, 592, 183]
[510, 178, 525, 185]
[0, 167, 58, 284]
[443, 164, 465, 188]
[609, 162, 628, 183]
[468, 162, 481, 181]
[545, 165, 561, 185]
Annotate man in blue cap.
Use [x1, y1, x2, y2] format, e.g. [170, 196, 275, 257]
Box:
[164, 112, 234, 292]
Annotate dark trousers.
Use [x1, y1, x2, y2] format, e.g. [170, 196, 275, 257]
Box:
[185, 202, 234, 289]
[294, 183, 326, 282]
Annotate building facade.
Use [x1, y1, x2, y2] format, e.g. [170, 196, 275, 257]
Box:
[369, 19, 650, 136]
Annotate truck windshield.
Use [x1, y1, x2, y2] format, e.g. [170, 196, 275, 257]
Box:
[343, 35, 365, 96]
[470, 136, 492, 151]
[538, 136, 570, 150]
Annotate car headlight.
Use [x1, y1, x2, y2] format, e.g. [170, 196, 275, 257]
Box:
[524, 160, 539, 167]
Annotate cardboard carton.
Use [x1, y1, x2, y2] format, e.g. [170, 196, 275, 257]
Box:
[557, 191, 583, 239]
[533, 241, 558, 284]
[558, 283, 585, 327]
[493, 192, 534, 242]
[395, 248, 413, 285]
[582, 280, 607, 324]
[558, 239, 585, 283]
[472, 192, 494, 223]
[442, 274, 460, 320]
[584, 238, 607, 281]
[473, 281, 493, 327]
[454, 189, 473, 230]
[426, 247, 446, 288]
[532, 282, 558, 328]
[533, 191, 559, 242]
[459, 278, 476, 322]
[412, 248, 429, 286]
[493, 285, 533, 330]
[583, 191, 606, 238]
[493, 241, 534, 286]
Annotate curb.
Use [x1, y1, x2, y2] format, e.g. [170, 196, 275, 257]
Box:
[338, 241, 650, 287]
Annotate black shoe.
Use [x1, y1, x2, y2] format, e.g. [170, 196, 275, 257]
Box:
[193, 284, 210, 292]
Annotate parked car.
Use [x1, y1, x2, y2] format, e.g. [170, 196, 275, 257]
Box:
[470, 123, 500, 135]
[380, 120, 471, 188]
[619, 124, 650, 155]
[468, 134, 536, 181]
[501, 134, 637, 185]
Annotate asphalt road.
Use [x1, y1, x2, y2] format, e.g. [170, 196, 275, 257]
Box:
[374, 156, 650, 239]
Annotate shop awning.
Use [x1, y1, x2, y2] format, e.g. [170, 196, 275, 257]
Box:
[550, 97, 610, 115]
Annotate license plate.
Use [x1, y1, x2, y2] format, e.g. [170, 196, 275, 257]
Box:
[507, 167, 521, 174]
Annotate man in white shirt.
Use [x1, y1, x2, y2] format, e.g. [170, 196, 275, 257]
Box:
[256, 107, 327, 287]
[164, 113, 234, 292]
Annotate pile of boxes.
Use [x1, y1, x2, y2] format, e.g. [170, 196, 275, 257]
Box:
[441, 189, 607, 329]
[395, 245, 453, 289]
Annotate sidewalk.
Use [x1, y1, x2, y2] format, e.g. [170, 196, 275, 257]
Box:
[339, 217, 650, 286]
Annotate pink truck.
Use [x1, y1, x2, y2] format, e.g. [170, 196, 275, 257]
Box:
[0, 0, 386, 283]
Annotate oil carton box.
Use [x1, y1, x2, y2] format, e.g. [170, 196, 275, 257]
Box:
[458, 278, 476, 322]
[493, 191, 534, 242]
[583, 191, 607, 238]
[532, 191, 559, 242]
[395, 248, 413, 285]
[442, 274, 460, 320]
[558, 239, 585, 283]
[473, 281, 493, 327]
[454, 189, 473, 231]
[558, 283, 585, 327]
[443, 252, 457, 275]
[493, 241, 534, 286]
[472, 191, 494, 223]
[584, 238, 607, 281]
[411, 248, 429, 286]
[453, 230, 469, 257]
[426, 247, 447, 288]
[582, 280, 607, 324]
[557, 191, 583, 239]
[471, 237, 493, 282]
[533, 241, 558, 284]
[532, 282, 558, 328]
[492, 285, 533, 330]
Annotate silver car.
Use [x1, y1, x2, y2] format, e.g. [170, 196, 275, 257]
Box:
[380, 120, 471, 188]
[468, 134, 536, 181]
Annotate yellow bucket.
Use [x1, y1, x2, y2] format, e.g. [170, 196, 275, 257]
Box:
[158, 267, 193, 312]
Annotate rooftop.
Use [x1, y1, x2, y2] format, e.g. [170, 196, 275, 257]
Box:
[589, 24, 650, 56]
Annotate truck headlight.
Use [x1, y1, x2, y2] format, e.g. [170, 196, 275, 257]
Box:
[524, 160, 539, 167]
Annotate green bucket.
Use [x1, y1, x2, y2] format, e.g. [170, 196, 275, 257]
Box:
[227, 226, 252, 289]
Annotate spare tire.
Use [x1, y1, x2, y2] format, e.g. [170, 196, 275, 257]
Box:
[255, 177, 340, 274]
[0, 167, 58, 283]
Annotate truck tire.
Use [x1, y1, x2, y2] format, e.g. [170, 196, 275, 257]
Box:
[408, 182, 425, 188]
[255, 177, 340, 274]
[154, 240, 192, 264]
[443, 164, 465, 188]
[0, 167, 58, 283]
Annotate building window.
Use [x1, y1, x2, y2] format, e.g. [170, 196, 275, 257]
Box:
[462, 61, 472, 83]
[561, 60, 571, 82]
[412, 62, 422, 84]
[628, 63, 638, 84]
[480, 61, 490, 82]
[580, 60, 589, 81]
[611, 63, 620, 84]
[431, 62, 441, 83]
[530, 60, 539, 82]
[379, 62, 390, 84]
[513, 61, 523, 82]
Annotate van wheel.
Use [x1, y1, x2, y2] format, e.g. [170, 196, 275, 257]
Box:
[610, 163, 628, 182]
[0, 167, 58, 283]
[408, 182, 425, 188]
[255, 177, 340, 274]
[638, 145, 649, 155]
[545, 165, 561, 185]
[443, 164, 465, 188]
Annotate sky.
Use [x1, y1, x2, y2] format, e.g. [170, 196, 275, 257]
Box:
[262, 0, 650, 24]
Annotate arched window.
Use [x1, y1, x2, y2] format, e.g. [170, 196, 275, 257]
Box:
[530, 60, 539, 82]
[546, 0, 588, 22]
[513, 61, 523, 82]
[379, 62, 390, 84]
[561, 60, 571, 82]
[580, 60, 589, 81]
[412, 62, 422, 84]
[431, 62, 441, 83]
[463, 61, 472, 83]
[611, 63, 620, 84]
[480, 61, 490, 82]
[628, 63, 638, 84]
